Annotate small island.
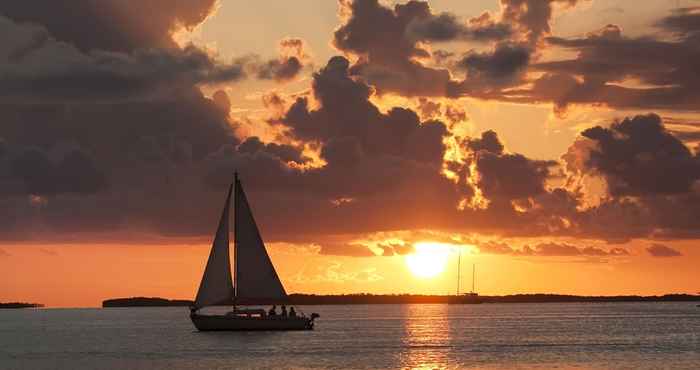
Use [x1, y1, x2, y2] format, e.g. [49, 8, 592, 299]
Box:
[102, 294, 700, 307]
[103, 297, 193, 307]
[0, 302, 44, 309]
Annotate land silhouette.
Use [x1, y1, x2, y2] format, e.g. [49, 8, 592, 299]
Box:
[0, 302, 44, 309]
[102, 294, 700, 307]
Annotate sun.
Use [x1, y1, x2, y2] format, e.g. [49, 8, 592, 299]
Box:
[405, 242, 451, 278]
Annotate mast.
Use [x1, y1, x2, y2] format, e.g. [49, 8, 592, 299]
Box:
[456, 250, 461, 295]
[233, 171, 238, 303]
[472, 264, 475, 293]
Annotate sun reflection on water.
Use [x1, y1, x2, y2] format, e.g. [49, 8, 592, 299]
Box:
[401, 304, 451, 370]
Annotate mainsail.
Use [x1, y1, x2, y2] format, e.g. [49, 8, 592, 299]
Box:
[234, 176, 288, 303]
[193, 184, 235, 309]
[193, 174, 287, 309]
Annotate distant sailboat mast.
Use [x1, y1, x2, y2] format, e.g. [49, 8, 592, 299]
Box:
[456, 250, 461, 295]
[456, 252, 477, 295]
[472, 264, 476, 294]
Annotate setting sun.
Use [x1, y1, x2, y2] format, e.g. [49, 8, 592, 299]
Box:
[405, 243, 452, 278]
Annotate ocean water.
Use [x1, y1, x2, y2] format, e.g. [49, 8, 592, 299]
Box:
[1, 303, 698, 369]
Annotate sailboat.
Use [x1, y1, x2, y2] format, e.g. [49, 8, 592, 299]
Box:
[448, 251, 483, 304]
[190, 173, 319, 331]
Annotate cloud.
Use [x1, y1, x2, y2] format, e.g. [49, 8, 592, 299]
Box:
[319, 242, 376, 257]
[39, 248, 59, 256]
[646, 243, 682, 257]
[455, 43, 530, 85]
[500, 0, 587, 46]
[478, 241, 629, 257]
[237, 137, 309, 165]
[0, 248, 10, 257]
[294, 261, 383, 283]
[0, 0, 698, 251]
[279, 56, 448, 165]
[447, 130, 557, 208]
[1, 146, 107, 196]
[406, 10, 512, 42]
[0, 0, 219, 52]
[332, 0, 587, 99]
[0, 16, 248, 103]
[513, 10, 700, 112]
[656, 6, 700, 35]
[330, 0, 503, 97]
[0, 0, 244, 238]
[378, 242, 416, 256]
[254, 38, 310, 83]
[573, 114, 700, 196]
[562, 115, 700, 241]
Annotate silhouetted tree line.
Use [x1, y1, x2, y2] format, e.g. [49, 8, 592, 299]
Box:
[287, 293, 700, 305]
[0, 302, 44, 308]
[101, 294, 700, 307]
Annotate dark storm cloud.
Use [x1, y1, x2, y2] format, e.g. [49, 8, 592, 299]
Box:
[646, 243, 683, 257]
[2, 147, 106, 196]
[500, 0, 586, 45]
[332, 0, 587, 99]
[578, 114, 700, 196]
[237, 137, 309, 165]
[0, 0, 254, 240]
[455, 43, 530, 88]
[256, 57, 303, 82]
[254, 38, 310, 83]
[0, 0, 218, 52]
[455, 130, 557, 202]
[406, 11, 512, 42]
[561, 115, 700, 241]
[512, 9, 700, 111]
[476, 151, 556, 201]
[465, 130, 504, 154]
[656, 7, 700, 35]
[280, 56, 448, 165]
[331, 0, 497, 97]
[0, 138, 6, 159]
[206, 56, 462, 241]
[1, 0, 699, 252]
[0, 16, 247, 103]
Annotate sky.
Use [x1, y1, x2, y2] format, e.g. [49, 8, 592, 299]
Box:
[1, 0, 699, 307]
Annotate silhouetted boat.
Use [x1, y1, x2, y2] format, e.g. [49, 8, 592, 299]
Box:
[448, 252, 483, 304]
[190, 173, 319, 331]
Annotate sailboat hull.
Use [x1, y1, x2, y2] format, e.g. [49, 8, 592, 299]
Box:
[447, 294, 484, 304]
[190, 313, 314, 331]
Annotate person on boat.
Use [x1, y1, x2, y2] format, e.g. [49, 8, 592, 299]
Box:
[281, 305, 288, 317]
[289, 307, 297, 318]
[268, 305, 277, 317]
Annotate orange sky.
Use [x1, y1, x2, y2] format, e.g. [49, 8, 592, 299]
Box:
[1, 240, 697, 307]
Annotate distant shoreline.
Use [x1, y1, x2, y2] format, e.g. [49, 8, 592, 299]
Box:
[0, 302, 44, 309]
[102, 294, 700, 307]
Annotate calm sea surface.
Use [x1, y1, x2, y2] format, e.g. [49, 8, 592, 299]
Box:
[1, 303, 698, 369]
